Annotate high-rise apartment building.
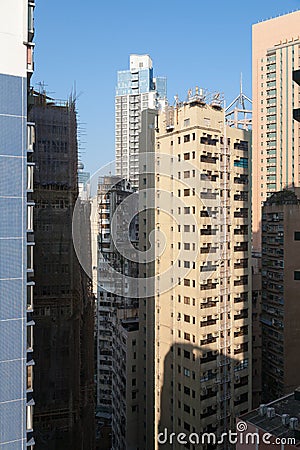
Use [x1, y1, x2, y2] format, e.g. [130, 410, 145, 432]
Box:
[111, 308, 139, 450]
[138, 91, 252, 449]
[261, 189, 300, 402]
[252, 10, 300, 251]
[29, 92, 95, 450]
[95, 176, 140, 449]
[115, 54, 166, 187]
[0, 2, 35, 448]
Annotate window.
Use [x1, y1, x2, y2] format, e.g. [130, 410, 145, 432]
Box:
[184, 225, 190, 232]
[27, 365, 33, 390]
[184, 207, 190, 214]
[184, 368, 190, 377]
[184, 171, 190, 178]
[184, 315, 190, 323]
[184, 134, 190, 143]
[27, 165, 34, 190]
[27, 245, 33, 271]
[294, 271, 300, 281]
[184, 243, 190, 250]
[295, 232, 300, 240]
[184, 296, 190, 305]
[26, 405, 33, 431]
[184, 189, 190, 196]
[27, 325, 33, 350]
[184, 153, 190, 160]
[27, 124, 35, 151]
[27, 205, 34, 231]
[184, 350, 190, 359]
[27, 284, 33, 310]
[184, 119, 190, 127]
[184, 386, 190, 395]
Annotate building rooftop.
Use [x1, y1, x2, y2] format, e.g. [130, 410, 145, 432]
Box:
[264, 189, 300, 206]
[240, 388, 300, 445]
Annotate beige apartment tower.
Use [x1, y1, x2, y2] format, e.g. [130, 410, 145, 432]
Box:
[138, 92, 252, 449]
[252, 10, 300, 251]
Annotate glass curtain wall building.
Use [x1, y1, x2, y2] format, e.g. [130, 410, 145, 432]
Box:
[0, 1, 35, 448]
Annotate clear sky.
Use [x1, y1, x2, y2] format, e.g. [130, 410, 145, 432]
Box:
[33, 0, 300, 174]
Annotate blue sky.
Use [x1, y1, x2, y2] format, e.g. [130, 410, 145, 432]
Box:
[33, 0, 300, 173]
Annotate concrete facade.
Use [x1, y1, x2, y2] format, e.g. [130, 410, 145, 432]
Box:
[138, 95, 252, 448]
[261, 189, 300, 403]
[252, 11, 300, 252]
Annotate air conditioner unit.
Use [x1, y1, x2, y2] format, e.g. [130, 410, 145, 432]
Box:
[290, 418, 299, 430]
[267, 407, 275, 419]
[282, 414, 290, 426]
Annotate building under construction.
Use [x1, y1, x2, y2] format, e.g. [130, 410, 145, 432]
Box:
[29, 91, 95, 449]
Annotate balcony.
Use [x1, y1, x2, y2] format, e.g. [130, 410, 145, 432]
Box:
[234, 193, 248, 202]
[200, 353, 218, 364]
[234, 293, 248, 303]
[200, 282, 217, 291]
[234, 260, 248, 269]
[200, 337, 217, 345]
[234, 141, 248, 151]
[200, 228, 217, 235]
[200, 318, 217, 327]
[234, 176, 248, 185]
[234, 243, 248, 252]
[234, 209, 248, 219]
[234, 310, 248, 320]
[200, 246, 217, 254]
[234, 226, 248, 236]
[201, 192, 218, 200]
[200, 136, 218, 146]
[201, 155, 217, 164]
[234, 343, 248, 355]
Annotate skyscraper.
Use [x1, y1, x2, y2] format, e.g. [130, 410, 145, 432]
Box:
[0, 2, 35, 448]
[252, 10, 300, 251]
[115, 54, 166, 187]
[138, 90, 252, 448]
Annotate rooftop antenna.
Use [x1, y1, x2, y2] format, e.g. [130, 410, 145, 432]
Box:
[225, 73, 252, 130]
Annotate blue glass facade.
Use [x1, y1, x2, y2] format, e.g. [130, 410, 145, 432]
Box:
[154, 76, 167, 99]
[116, 68, 155, 96]
[0, 73, 29, 449]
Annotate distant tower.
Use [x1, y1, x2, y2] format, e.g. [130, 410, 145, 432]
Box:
[115, 54, 167, 187]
